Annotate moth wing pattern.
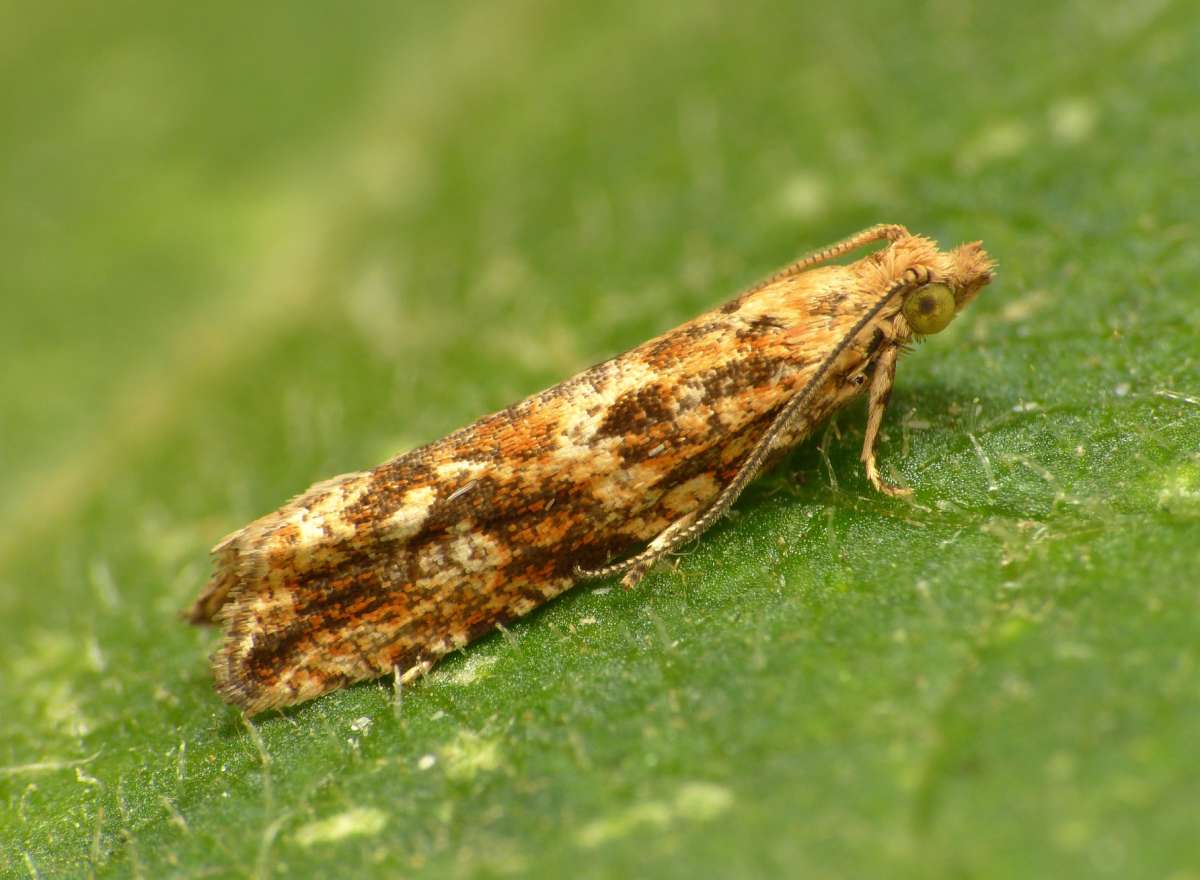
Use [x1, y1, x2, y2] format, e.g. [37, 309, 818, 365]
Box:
[190, 226, 995, 713]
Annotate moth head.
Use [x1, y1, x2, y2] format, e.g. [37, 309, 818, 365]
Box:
[902, 241, 997, 336]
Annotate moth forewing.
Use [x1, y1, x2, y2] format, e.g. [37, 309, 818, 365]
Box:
[190, 224, 995, 714]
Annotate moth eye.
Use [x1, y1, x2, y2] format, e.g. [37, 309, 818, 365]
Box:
[902, 283, 956, 335]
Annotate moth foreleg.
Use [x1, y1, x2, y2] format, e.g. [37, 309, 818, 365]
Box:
[860, 344, 910, 497]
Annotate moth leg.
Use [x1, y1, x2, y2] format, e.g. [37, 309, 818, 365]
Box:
[860, 344, 911, 497]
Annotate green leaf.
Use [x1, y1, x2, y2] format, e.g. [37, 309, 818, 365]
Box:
[2, 2, 1198, 877]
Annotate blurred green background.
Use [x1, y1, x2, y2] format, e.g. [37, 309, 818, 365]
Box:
[2, 1, 1198, 877]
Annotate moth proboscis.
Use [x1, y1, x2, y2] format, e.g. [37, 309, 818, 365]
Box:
[188, 223, 995, 714]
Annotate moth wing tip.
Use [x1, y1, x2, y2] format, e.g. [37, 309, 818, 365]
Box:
[210, 638, 286, 716]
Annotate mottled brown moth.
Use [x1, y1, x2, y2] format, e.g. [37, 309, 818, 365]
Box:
[189, 224, 995, 714]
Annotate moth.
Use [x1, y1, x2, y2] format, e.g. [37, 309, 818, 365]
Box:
[188, 224, 995, 714]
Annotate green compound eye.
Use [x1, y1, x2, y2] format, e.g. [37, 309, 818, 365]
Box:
[902, 283, 956, 335]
